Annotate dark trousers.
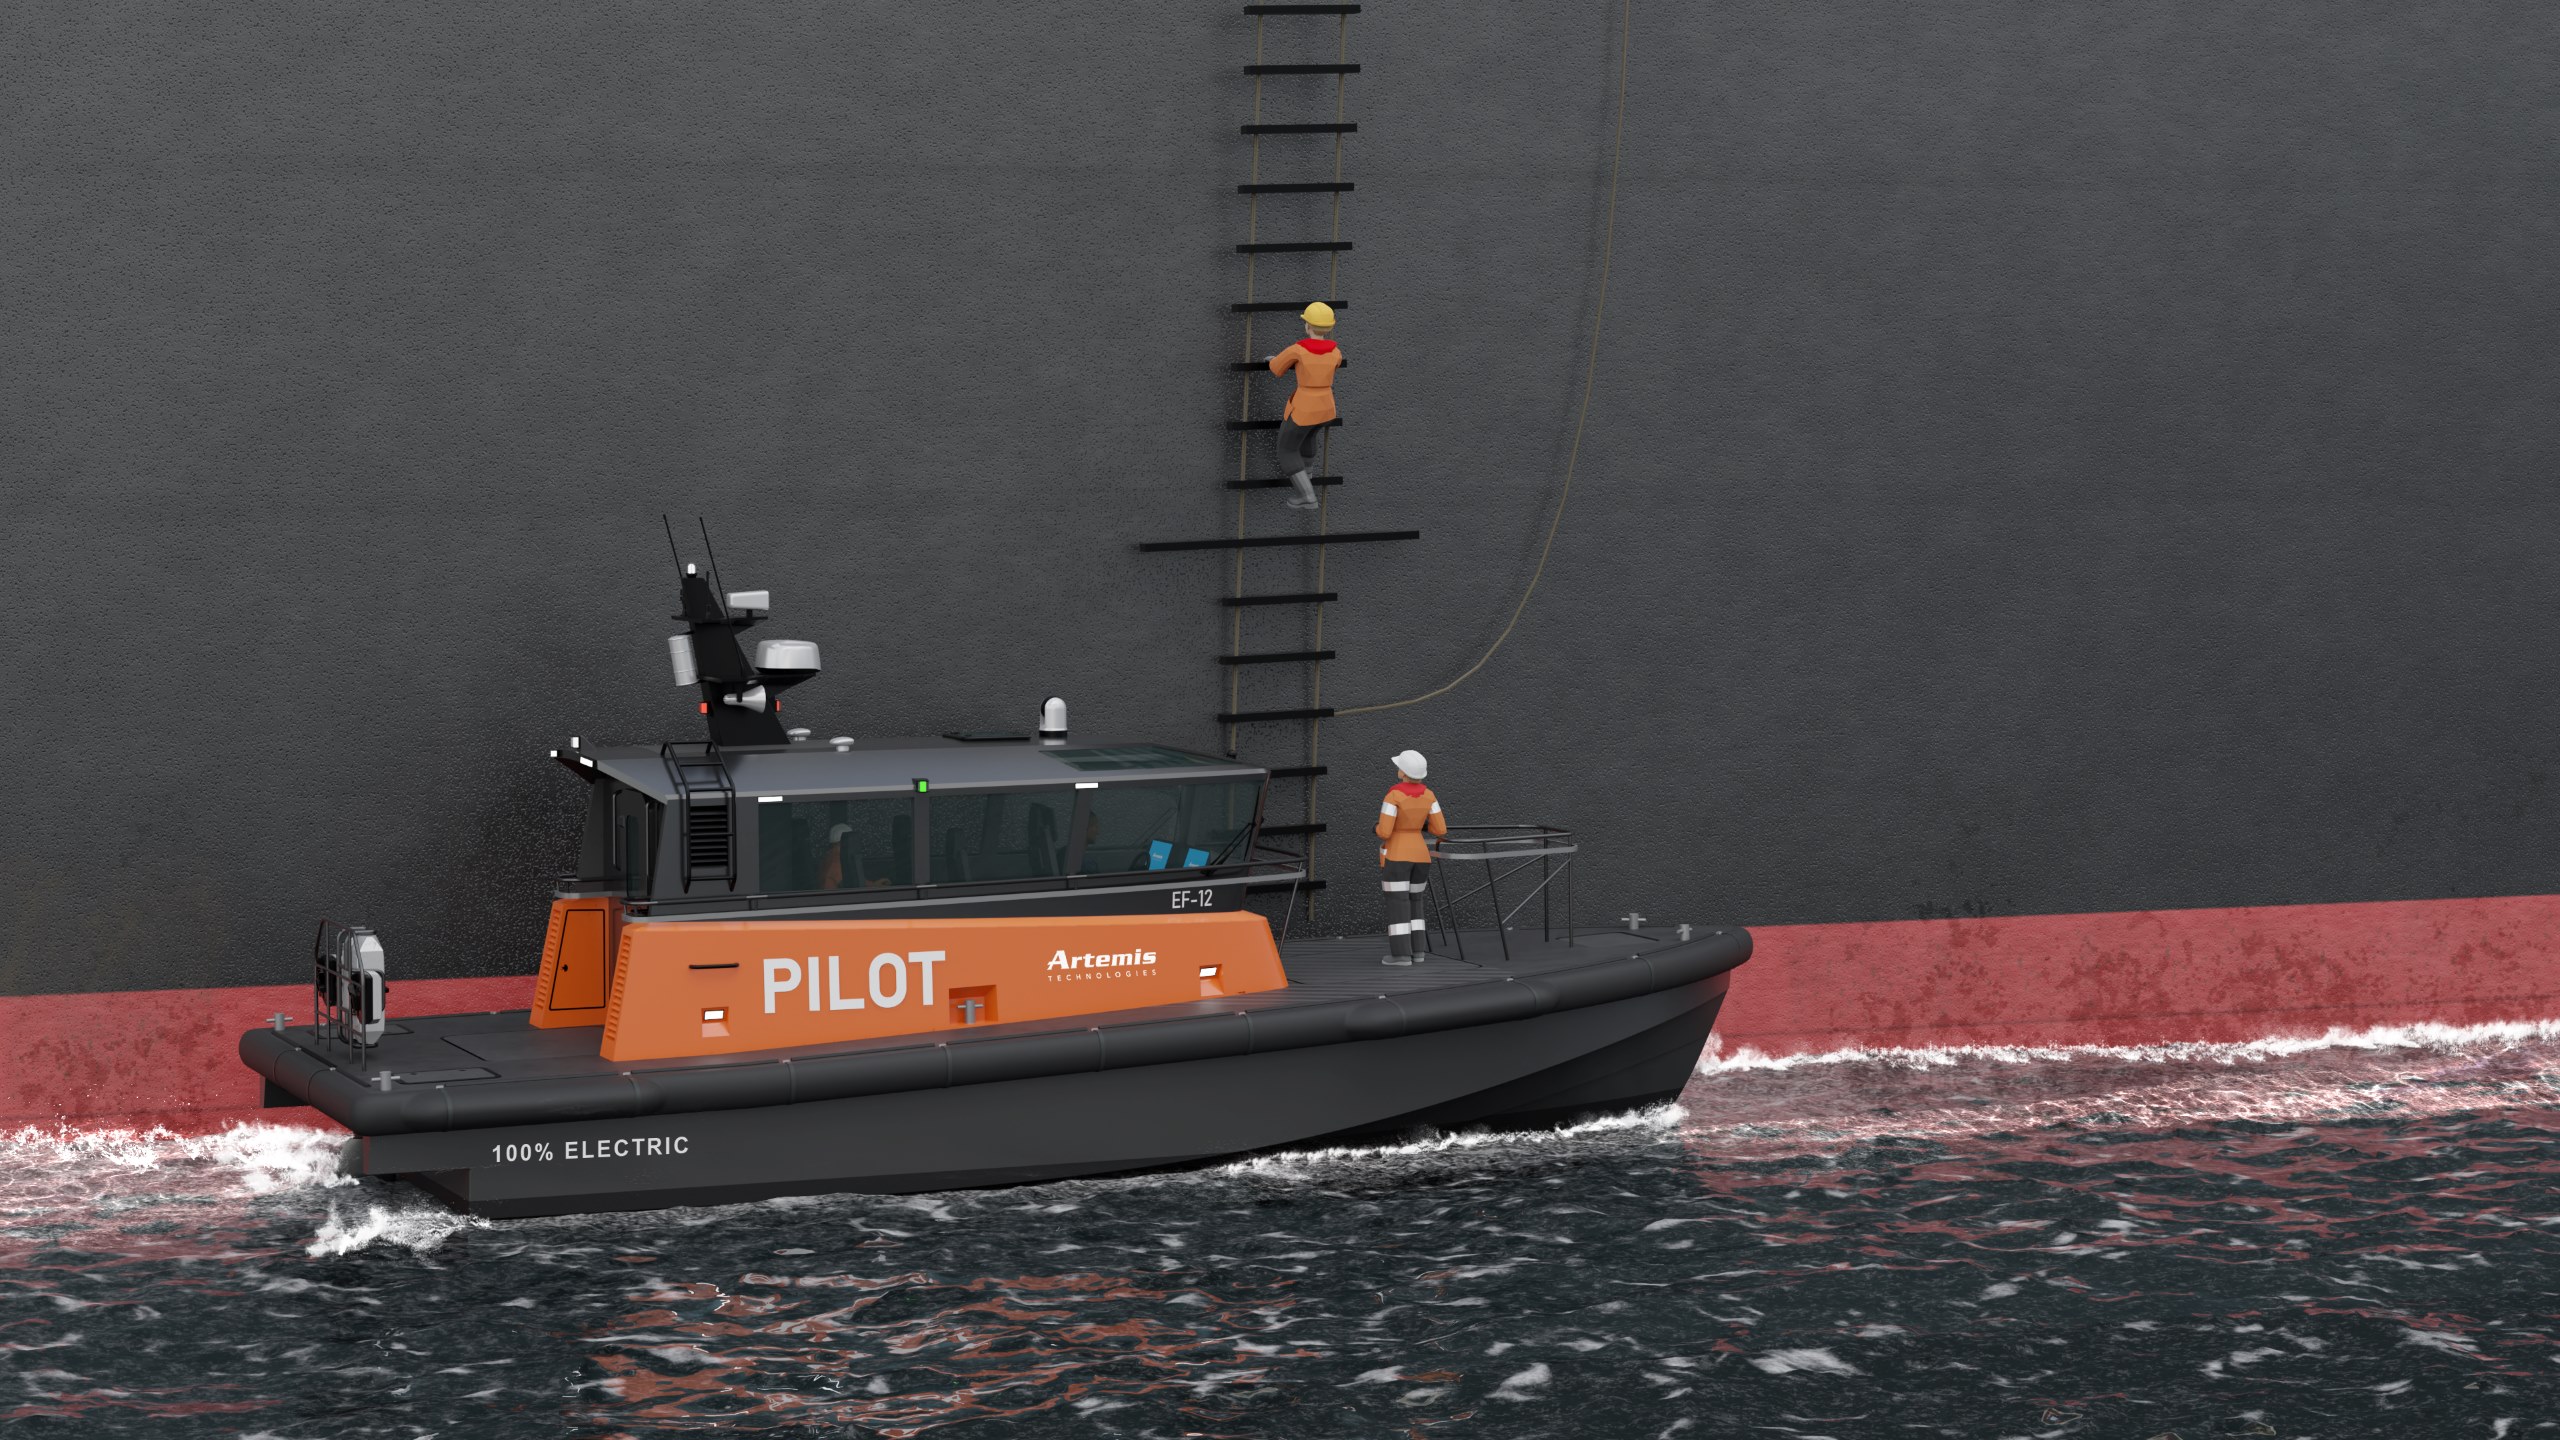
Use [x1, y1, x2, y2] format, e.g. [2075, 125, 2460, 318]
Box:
[1275, 416, 1325, 476]
[1382, 860, 1430, 958]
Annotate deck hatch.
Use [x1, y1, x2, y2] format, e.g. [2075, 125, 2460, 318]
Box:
[394, 1068, 497, 1085]
[444, 1028, 603, 1064]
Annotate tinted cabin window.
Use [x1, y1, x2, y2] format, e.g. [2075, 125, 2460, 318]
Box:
[1082, 779, 1263, 874]
[928, 790, 1072, 883]
[759, 796, 915, 893]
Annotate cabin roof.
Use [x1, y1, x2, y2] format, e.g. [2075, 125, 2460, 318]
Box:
[572, 737, 1260, 802]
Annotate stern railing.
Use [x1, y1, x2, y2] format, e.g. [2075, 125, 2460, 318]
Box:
[1416, 824, 1580, 965]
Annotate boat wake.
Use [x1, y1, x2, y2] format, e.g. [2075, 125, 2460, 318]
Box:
[1686, 1017, 2560, 1155]
[0, 1119, 349, 1203]
[0, 1119, 496, 1261]
[4, 1018, 2555, 1257]
[303, 1196, 491, 1256]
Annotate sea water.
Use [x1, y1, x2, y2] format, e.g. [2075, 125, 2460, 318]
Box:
[4, 1023, 2557, 1437]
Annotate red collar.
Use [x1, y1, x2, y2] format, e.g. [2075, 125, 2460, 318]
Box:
[1391, 781, 1426, 797]
[1298, 338, 1338, 355]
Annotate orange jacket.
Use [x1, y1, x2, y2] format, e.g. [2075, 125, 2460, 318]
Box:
[1375, 782, 1446, 865]
[1270, 339, 1344, 426]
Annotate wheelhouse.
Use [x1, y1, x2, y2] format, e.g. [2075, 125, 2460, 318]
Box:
[553, 737, 1280, 917]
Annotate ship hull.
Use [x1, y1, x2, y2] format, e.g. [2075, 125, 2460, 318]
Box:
[382, 980, 1722, 1217]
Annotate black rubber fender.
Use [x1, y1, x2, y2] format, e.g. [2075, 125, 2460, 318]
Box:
[1238, 1001, 1359, 1053]
[1096, 1013, 1253, 1069]
[949, 1029, 1104, 1086]
[787, 1046, 950, 1106]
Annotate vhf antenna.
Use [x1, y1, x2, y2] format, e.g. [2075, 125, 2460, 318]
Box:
[697, 516, 730, 619]
[660, 514, 686, 579]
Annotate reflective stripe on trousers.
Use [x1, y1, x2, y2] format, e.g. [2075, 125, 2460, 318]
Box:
[1381, 859, 1430, 958]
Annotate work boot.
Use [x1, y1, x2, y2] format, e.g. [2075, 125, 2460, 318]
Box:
[1381, 956, 1413, 966]
[1286, 471, 1320, 509]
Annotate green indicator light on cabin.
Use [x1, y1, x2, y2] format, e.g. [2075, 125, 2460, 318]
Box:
[914, 778, 929, 793]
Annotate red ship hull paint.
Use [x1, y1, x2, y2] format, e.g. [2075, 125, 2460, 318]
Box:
[1, 976, 533, 1130]
[8, 894, 2559, 1128]
[1719, 893, 2560, 1057]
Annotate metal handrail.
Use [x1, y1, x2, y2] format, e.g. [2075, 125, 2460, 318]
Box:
[1413, 825, 1582, 964]
[1427, 823, 1580, 855]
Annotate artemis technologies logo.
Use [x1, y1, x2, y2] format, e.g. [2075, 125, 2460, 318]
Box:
[1046, 948, 1159, 982]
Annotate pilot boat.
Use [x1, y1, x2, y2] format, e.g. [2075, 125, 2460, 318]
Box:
[240, 548, 1751, 1216]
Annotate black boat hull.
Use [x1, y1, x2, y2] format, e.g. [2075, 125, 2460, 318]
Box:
[370, 975, 1725, 1217]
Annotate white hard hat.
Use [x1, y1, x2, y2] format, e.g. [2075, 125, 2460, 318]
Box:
[1391, 749, 1428, 780]
[828, 823, 854, 843]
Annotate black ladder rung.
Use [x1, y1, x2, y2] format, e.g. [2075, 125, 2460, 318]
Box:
[1260, 822, 1328, 837]
[1237, 241, 1353, 254]
[1231, 359, 1349, 371]
[1220, 649, 1337, 666]
[1227, 418, 1343, 432]
[1143, 530, 1415, 553]
[1219, 706, 1337, 723]
[1248, 878, 1328, 893]
[1266, 765, 1329, 779]
[1238, 182, 1355, 194]
[1240, 123, 1358, 135]
[1223, 590, 1338, 607]
[1245, 5, 1361, 13]
[1244, 63, 1361, 74]
[1227, 474, 1343, 490]
[1231, 298, 1349, 313]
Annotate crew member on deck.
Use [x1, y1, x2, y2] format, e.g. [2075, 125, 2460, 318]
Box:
[1266, 302, 1343, 511]
[1375, 748, 1447, 966]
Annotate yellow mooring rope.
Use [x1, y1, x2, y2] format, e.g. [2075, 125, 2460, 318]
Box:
[1336, 0, 1634, 717]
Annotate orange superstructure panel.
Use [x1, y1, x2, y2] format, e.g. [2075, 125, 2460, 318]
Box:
[597, 910, 1288, 1062]
[531, 896, 622, 1029]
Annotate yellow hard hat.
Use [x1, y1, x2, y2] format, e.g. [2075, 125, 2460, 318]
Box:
[1300, 302, 1336, 330]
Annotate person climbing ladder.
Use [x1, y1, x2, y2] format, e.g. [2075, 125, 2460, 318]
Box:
[1267, 302, 1343, 510]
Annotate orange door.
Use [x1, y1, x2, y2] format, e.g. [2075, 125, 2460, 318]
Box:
[532, 897, 621, 1028]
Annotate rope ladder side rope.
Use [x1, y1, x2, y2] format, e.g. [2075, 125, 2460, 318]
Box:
[1336, 0, 1633, 718]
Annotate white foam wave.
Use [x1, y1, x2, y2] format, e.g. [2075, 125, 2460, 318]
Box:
[0, 1120, 355, 1199]
[305, 1199, 489, 1257]
[1748, 1347, 1861, 1376]
[1681, 1017, 2560, 1152]
[1209, 1102, 1686, 1180]
[1700, 1017, 2560, 1075]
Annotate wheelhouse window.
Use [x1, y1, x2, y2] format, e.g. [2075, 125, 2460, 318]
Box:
[928, 789, 1073, 883]
[759, 795, 915, 893]
[1081, 778, 1263, 875]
